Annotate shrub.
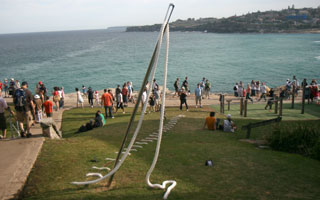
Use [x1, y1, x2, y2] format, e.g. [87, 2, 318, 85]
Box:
[267, 123, 320, 160]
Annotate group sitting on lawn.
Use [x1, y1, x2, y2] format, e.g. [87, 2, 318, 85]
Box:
[203, 112, 237, 132]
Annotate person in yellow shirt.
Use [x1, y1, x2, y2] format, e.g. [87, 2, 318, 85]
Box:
[203, 112, 216, 130]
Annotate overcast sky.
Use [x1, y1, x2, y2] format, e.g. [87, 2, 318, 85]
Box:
[0, 0, 319, 34]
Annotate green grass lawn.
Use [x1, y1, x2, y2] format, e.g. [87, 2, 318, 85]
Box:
[20, 107, 320, 200]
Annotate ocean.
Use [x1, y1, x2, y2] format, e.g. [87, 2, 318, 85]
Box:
[0, 29, 319, 94]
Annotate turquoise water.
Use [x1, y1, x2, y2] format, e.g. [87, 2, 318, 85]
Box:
[0, 30, 319, 93]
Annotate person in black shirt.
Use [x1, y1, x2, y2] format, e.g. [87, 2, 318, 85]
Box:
[182, 77, 189, 93]
[87, 87, 94, 108]
[179, 87, 189, 111]
[265, 88, 274, 110]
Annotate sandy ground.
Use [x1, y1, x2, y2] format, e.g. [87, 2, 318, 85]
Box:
[0, 87, 300, 199]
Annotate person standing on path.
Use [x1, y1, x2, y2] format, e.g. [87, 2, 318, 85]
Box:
[14, 81, 35, 137]
[179, 87, 189, 111]
[141, 88, 148, 112]
[4, 78, 9, 97]
[238, 81, 243, 97]
[52, 87, 60, 111]
[0, 91, 14, 139]
[75, 88, 84, 108]
[122, 83, 129, 107]
[195, 83, 202, 108]
[200, 77, 206, 98]
[233, 83, 239, 97]
[204, 79, 211, 99]
[87, 87, 94, 108]
[115, 89, 125, 114]
[101, 89, 114, 119]
[246, 84, 254, 103]
[258, 82, 267, 101]
[251, 80, 256, 97]
[43, 96, 53, 117]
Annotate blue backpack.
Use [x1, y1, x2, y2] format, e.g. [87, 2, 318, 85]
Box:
[14, 88, 26, 111]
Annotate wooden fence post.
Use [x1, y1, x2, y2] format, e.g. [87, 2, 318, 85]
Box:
[222, 95, 225, 114]
[301, 79, 306, 114]
[279, 97, 283, 117]
[275, 96, 278, 114]
[291, 84, 295, 109]
[240, 97, 243, 116]
[244, 99, 248, 117]
[227, 100, 232, 111]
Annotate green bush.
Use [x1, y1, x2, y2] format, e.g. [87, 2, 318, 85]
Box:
[267, 123, 320, 160]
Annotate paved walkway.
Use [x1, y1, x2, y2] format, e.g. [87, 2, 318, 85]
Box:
[0, 98, 71, 200]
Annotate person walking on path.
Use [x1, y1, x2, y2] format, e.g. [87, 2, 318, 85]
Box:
[179, 87, 189, 111]
[87, 87, 94, 108]
[52, 87, 60, 111]
[75, 88, 84, 108]
[204, 79, 211, 99]
[59, 87, 65, 109]
[122, 83, 129, 107]
[251, 80, 256, 97]
[258, 82, 267, 101]
[255, 81, 260, 97]
[173, 78, 180, 97]
[195, 83, 202, 108]
[115, 89, 125, 114]
[0, 91, 14, 139]
[14, 81, 35, 137]
[154, 87, 161, 112]
[101, 89, 114, 119]
[246, 84, 254, 103]
[141, 88, 148, 113]
[94, 91, 100, 107]
[34, 94, 43, 123]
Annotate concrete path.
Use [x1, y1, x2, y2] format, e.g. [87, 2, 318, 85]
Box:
[0, 98, 71, 200]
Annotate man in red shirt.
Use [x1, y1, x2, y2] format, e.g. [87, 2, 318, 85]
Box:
[43, 96, 53, 117]
[101, 89, 114, 119]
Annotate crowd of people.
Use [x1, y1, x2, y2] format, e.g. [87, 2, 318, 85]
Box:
[0, 75, 319, 139]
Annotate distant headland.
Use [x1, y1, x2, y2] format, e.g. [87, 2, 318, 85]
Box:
[126, 6, 320, 33]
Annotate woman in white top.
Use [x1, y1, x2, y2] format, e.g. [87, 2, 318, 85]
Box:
[75, 88, 84, 108]
[116, 90, 125, 114]
[141, 88, 147, 112]
[94, 91, 100, 107]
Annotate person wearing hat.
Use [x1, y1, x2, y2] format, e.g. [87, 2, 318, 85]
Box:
[179, 86, 189, 111]
[223, 114, 236, 133]
[34, 94, 43, 123]
[14, 81, 35, 137]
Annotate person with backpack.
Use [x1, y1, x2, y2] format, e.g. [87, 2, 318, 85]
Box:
[14, 81, 35, 138]
[52, 87, 60, 111]
[173, 78, 180, 97]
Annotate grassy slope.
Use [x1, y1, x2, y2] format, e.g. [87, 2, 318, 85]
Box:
[21, 107, 320, 200]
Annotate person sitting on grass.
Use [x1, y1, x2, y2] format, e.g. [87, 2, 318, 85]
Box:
[94, 110, 106, 127]
[203, 112, 216, 131]
[224, 114, 237, 133]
